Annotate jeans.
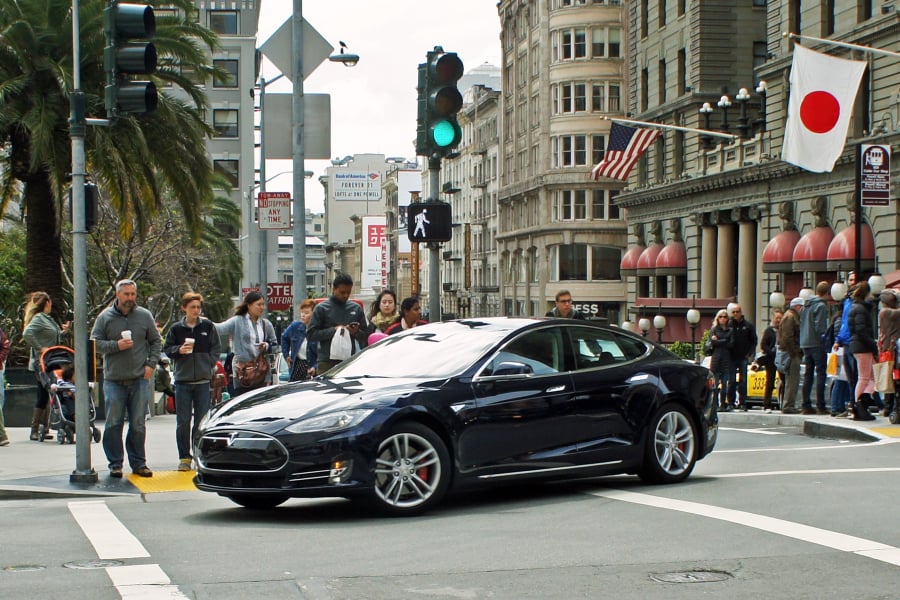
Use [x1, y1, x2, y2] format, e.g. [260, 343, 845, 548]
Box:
[103, 378, 150, 470]
[0, 369, 7, 441]
[727, 358, 749, 407]
[713, 371, 732, 409]
[843, 350, 858, 390]
[175, 382, 210, 460]
[802, 345, 827, 410]
[830, 379, 851, 413]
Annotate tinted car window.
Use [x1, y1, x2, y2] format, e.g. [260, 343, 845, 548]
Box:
[568, 326, 647, 371]
[482, 328, 564, 376]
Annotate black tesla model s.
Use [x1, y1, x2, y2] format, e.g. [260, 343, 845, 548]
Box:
[194, 317, 717, 516]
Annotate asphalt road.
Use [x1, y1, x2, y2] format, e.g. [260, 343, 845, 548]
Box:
[2, 424, 899, 600]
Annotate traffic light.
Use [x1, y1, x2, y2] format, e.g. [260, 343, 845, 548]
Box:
[104, 2, 158, 117]
[407, 202, 452, 243]
[416, 48, 463, 157]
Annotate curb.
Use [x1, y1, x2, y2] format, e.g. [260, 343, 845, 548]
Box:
[802, 420, 883, 443]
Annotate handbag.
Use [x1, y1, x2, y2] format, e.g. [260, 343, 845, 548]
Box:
[165, 392, 176, 415]
[329, 328, 353, 361]
[874, 354, 895, 393]
[774, 349, 791, 374]
[826, 351, 840, 377]
[234, 350, 270, 388]
[289, 358, 310, 382]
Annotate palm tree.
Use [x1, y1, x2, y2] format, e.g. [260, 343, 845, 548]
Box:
[0, 0, 222, 311]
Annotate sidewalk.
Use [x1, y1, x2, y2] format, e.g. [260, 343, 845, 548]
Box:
[0, 413, 194, 500]
[0, 410, 897, 500]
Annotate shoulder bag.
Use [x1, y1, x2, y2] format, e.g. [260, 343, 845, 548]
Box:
[235, 350, 270, 388]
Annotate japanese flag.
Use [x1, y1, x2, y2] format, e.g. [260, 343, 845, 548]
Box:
[782, 44, 867, 173]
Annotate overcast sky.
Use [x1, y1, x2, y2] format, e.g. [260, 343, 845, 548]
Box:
[257, 1, 503, 212]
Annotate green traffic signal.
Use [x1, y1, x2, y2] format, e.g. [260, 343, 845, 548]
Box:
[431, 119, 461, 148]
[416, 47, 464, 157]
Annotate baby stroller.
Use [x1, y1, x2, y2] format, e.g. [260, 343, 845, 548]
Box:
[38, 346, 101, 445]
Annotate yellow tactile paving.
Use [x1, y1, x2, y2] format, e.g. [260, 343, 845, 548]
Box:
[126, 470, 198, 493]
[870, 427, 900, 438]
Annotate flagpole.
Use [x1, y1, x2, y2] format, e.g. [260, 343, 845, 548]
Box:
[786, 32, 900, 59]
[601, 116, 738, 141]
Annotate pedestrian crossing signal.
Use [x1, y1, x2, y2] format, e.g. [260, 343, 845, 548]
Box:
[407, 202, 452, 242]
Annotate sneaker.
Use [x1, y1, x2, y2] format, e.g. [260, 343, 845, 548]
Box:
[801, 407, 816, 415]
[0, 439, 9, 447]
[833, 410, 849, 418]
[110, 466, 123, 478]
[177, 458, 192, 472]
[132, 466, 153, 478]
[782, 407, 800, 414]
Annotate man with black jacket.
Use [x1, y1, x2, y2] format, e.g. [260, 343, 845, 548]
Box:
[727, 304, 758, 411]
[308, 274, 372, 374]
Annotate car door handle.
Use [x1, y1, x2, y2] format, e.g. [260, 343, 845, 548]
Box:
[545, 385, 566, 393]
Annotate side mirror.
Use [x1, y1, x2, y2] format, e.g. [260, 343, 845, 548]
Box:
[493, 361, 533, 376]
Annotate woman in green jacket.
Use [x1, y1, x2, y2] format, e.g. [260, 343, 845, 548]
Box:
[22, 292, 69, 441]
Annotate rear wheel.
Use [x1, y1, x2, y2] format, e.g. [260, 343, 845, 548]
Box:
[639, 403, 698, 484]
[366, 422, 450, 516]
[225, 494, 288, 510]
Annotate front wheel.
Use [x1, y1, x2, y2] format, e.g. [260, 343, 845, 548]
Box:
[639, 403, 698, 484]
[225, 494, 288, 510]
[366, 422, 451, 516]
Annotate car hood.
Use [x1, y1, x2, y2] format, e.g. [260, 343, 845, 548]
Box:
[204, 377, 431, 429]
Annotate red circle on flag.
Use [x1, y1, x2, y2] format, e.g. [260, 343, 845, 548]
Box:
[799, 91, 840, 134]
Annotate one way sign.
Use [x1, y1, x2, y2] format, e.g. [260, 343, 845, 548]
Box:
[258, 192, 291, 230]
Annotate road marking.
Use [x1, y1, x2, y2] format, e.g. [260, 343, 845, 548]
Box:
[713, 466, 900, 478]
[69, 500, 189, 599]
[68, 501, 149, 559]
[592, 489, 900, 567]
[719, 427, 786, 435]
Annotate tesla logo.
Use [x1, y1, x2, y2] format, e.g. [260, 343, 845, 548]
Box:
[227, 432, 239, 447]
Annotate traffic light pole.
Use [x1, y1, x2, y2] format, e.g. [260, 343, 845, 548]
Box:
[428, 156, 442, 322]
[70, 0, 98, 484]
[292, 0, 307, 308]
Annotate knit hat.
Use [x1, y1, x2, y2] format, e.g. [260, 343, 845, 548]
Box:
[790, 297, 805, 308]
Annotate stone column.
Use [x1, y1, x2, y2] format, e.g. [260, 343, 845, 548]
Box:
[716, 212, 736, 298]
[700, 216, 717, 299]
[738, 208, 758, 324]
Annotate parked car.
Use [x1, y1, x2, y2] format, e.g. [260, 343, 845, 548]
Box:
[194, 317, 718, 516]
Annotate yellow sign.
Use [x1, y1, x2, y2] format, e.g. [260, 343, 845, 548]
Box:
[746, 369, 770, 399]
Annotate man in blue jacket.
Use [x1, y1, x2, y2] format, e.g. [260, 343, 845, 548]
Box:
[800, 282, 830, 414]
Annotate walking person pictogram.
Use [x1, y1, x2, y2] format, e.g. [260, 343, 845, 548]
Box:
[413, 209, 430, 238]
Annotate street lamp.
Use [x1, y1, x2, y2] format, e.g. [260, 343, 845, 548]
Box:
[799, 278, 815, 301]
[868, 268, 886, 297]
[717, 94, 732, 133]
[638, 317, 651, 338]
[699, 102, 714, 149]
[830, 268, 848, 302]
[769, 289, 786, 309]
[687, 298, 701, 362]
[735, 87, 751, 139]
[754, 80, 768, 133]
[653, 309, 667, 344]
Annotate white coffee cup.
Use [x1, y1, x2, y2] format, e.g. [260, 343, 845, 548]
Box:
[121, 330, 132, 341]
[184, 337, 195, 353]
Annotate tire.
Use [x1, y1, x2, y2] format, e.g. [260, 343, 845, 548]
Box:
[366, 422, 451, 516]
[639, 403, 698, 484]
[225, 494, 288, 510]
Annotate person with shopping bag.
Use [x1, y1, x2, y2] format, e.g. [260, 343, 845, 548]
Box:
[308, 274, 372, 374]
[848, 283, 877, 421]
[215, 291, 277, 398]
[877, 289, 900, 417]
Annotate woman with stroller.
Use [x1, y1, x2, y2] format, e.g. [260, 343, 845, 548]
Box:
[23, 291, 69, 441]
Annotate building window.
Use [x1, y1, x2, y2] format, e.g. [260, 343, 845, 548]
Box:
[213, 59, 238, 88]
[559, 244, 588, 280]
[556, 135, 588, 166]
[213, 109, 238, 137]
[641, 0, 649, 38]
[677, 49, 687, 94]
[209, 11, 238, 35]
[592, 247, 622, 280]
[753, 41, 767, 70]
[641, 68, 649, 112]
[591, 82, 621, 113]
[213, 159, 239, 188]
[591, 27, 622, 58]
[592, 135, 606, 165]
[559, 28, 587, 60]
[557, 81, 587, 113]
[658, 59, 667, 104]
[659, 0, 667, 27]
[556, 190, 588, 220]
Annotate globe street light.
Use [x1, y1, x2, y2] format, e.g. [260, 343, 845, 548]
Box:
[638, 318, 651, 337]
[653, 312, 667, 344]
[769, 289, 786, 309]
[687, 302, 701, 362]
[621, 320, 633, 332]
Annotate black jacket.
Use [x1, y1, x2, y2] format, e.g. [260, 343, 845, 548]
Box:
[728, 317, 758, 361]
[849, 300, 877, 355]
[708, 325, 733, 374]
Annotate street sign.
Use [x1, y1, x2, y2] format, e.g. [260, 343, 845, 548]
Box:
[860, 143, 891, 207]
[259, 18, 332, 82]
[407, 202, 452, 242]
[258, 192, 291, 230]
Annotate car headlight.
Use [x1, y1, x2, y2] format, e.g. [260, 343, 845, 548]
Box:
[283, 409, 374, 434]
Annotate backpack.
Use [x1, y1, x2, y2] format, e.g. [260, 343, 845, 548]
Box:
[0, 326, 10, 367]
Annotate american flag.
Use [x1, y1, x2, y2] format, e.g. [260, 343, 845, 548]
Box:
[590, 122, 661, 181]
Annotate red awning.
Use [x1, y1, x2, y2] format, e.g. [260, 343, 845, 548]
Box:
[762, 230, 801, 273]
[792, 226, 834, 271]
[826, 224, 875, 272]
[620, 245, 645, 276]
[656, 241, 687, 275]
[636, 243, 664, 276]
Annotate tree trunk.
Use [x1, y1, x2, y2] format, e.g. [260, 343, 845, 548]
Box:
[24, 171, 63, 306]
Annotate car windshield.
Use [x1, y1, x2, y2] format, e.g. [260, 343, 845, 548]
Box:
[325, 320, 508, 379]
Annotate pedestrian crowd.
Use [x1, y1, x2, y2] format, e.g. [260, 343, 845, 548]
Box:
[704, 272, 900, 422]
